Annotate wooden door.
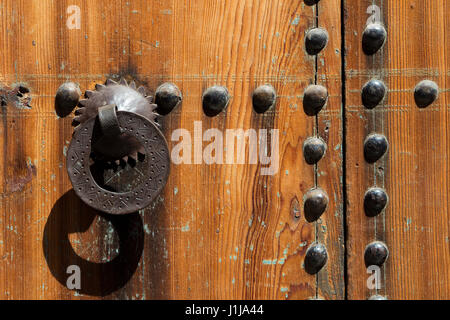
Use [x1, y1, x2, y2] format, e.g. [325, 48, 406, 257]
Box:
[344, 0, 449, 300]
[0, 0, 447, 300]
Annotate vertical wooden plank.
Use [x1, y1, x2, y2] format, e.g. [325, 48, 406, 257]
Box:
[316, 0, 345, 300]
[345, 0, 450, 299]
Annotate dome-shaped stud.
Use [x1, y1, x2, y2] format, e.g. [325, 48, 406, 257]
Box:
[364, 241, 389, 267]
[364, 187, 388, 217]
[202, 86, 230, 117]
[364, 133, 388, 163]
[304, 188, 329, 222]
[414, 80, 439, 108]
[362, 23, 387, 55]
[55, 82, 81, 118]
[368, 295, 388, 300]
[304, 0, 320, 5]
[362, 79, 386, 109]
[305, 28, 329, 55]
[155, 83, 182, 115]
[303, 85, 328, 116]
[252, 84, 276, 114]
[303, 137, 327, 165]
[304, 243, 328, 275]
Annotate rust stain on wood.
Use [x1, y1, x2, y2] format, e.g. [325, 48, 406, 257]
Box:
[6, 162, 36, 193]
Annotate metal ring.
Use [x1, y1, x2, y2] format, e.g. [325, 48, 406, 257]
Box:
[98, 104, 122, 137]
[67, 110, 170, 215]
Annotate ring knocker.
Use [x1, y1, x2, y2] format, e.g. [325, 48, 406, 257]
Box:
[64, 79, 170, 215]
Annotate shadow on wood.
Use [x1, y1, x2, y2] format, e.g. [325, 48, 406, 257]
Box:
[43, 189, 144, 297]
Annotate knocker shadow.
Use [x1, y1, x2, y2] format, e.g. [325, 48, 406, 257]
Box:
[43, 189, 144, 297]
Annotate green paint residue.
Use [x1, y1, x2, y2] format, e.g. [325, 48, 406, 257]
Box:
[405, 218, 412, 231]
[181, 222, 190, 232]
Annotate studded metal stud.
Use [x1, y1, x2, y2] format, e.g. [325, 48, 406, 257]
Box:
[304, 242, 328, 275]
[362, 79, 386, 109]
[155, 83, 182, 115]
[368, 295, 388, 300]
[362, 23, 387, 55]
[305, 28, 329, 55]
[303, 137, 327, 165]
[414, 80, 439, 108]
[304, 188, 329, 223]
[364, 133, 388, 163]
[202, 86, 230, 117]
[364, 187, 388, 217]
[55, 82, 81, 118]
[364, 241, 389, 267]
[252, 84, 276, 113]
[304, 0, 320, 5]
[303, 85, 328, 116]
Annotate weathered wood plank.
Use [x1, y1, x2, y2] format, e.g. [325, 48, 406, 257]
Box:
[345, 0, 449, 299]
[317, 0, 345, 300]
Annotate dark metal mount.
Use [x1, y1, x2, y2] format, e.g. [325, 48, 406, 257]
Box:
[62, 79, 171, 215]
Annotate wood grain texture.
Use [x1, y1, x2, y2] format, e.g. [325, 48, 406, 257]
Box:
[316, 0, 344, 300]
[344, 0, 449, 299]
[0, 0, 344, 300]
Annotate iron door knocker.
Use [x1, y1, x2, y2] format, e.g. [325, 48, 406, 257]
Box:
[63, 79, 170, 214]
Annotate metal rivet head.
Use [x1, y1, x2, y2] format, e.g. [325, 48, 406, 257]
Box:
[362, 79, 386, 109]
[364, 133, 388, 163]
[55, 82, 81, 118]
[368, 295, 388, 300]
[304, 0, 320, 5]
[414, 80, 439, 108]
[305, 28, 329, 55]
[202, 86, 230, 117]
[252, 84, 276, 113]
[362, 23, 387, 55]
[364, 188, 388, 217]
[304, 188, 329, 222]
[155, 83, 182, 115]
[303, 137, 327, 165]
[364, 241, 389, 267]
[305, 243, 328, 275]
[303, 85, 328, 116]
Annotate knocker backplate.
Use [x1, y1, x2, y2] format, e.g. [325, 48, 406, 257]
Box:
[67, 111, 170, 215]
